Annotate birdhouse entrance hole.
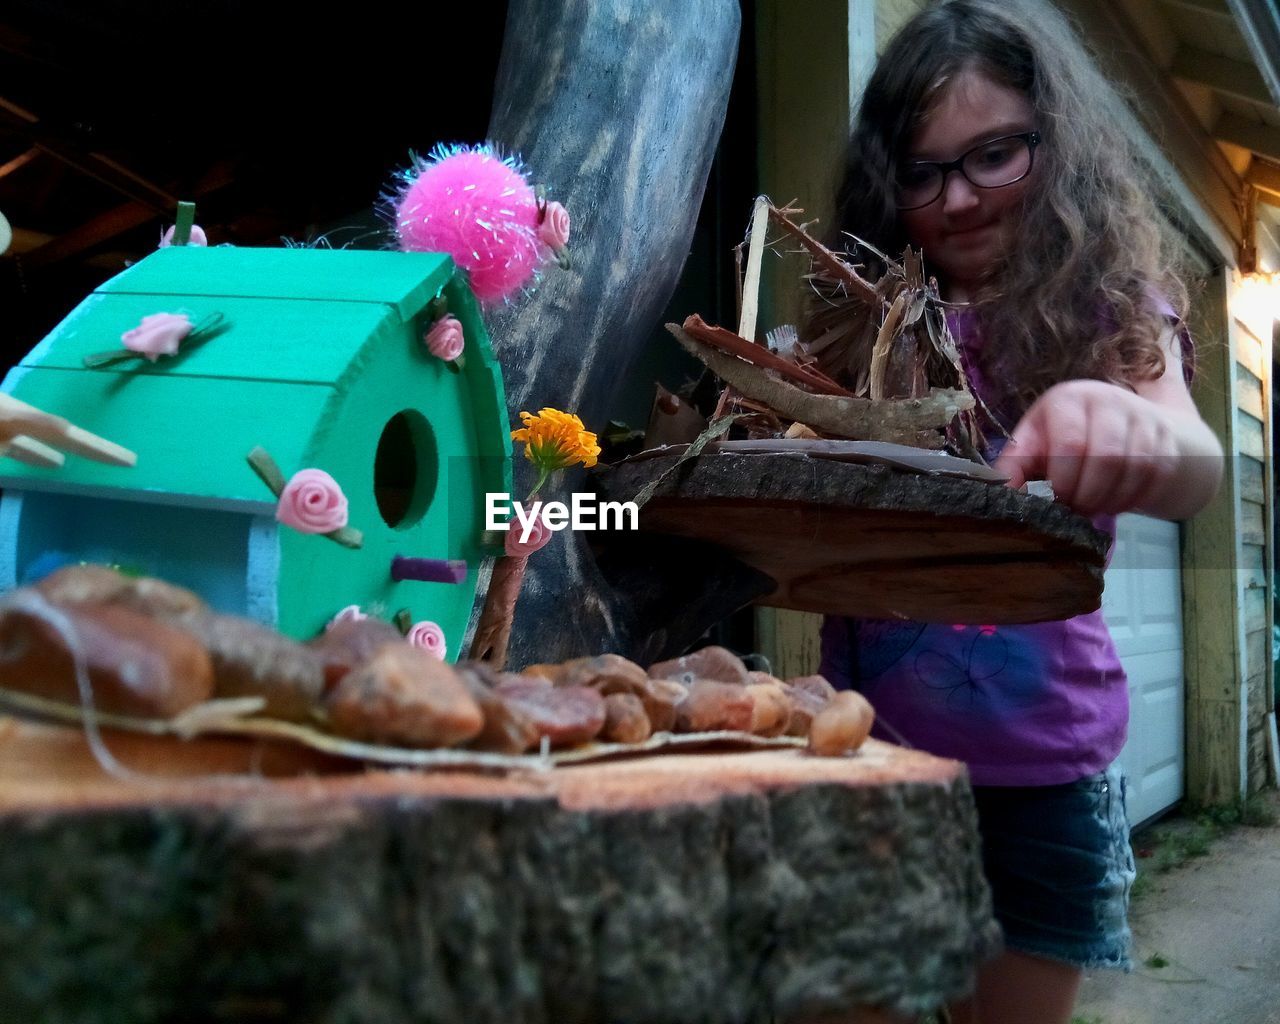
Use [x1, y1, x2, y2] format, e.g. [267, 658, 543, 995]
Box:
[374, 410, 438, 529]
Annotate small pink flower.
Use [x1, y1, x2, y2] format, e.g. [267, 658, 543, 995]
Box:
[325, 605, 367, 631]
[120, 312, 193, 362]
[159, 224, 208, 248]
[538, 201, 570, 251]
[505, 513, 553, 558]
[276, 468, 349, 534]
[424, 315, 465, 361]
[407, 620, 447, 660]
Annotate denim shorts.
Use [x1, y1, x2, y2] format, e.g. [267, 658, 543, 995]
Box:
[970, 763, 1136, 971]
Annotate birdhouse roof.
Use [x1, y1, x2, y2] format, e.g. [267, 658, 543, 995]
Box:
[0, 247, 511, 511]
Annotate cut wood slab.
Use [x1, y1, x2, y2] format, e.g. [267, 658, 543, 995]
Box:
[0, 717, 999, 1023]
[598, 451, 1110, 624]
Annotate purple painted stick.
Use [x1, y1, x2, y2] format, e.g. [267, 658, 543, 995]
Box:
[391, 556, 468, 584]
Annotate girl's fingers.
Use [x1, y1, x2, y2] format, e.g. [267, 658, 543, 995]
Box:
[993, 415, 1046, 491]
[1069, 404, 1130, 515]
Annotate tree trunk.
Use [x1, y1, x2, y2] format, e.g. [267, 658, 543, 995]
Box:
[0, 718, 1000, 1023]
[475, 0, 754, 667]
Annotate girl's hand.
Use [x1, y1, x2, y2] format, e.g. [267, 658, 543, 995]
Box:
[993, 380, 1178, 516]
[993, 326, 1222, 520]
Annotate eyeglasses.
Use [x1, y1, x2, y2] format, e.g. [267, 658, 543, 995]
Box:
[894, 131, 1041, 211]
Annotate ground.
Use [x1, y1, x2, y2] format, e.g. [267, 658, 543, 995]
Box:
[1073, 790, 1280, 1024]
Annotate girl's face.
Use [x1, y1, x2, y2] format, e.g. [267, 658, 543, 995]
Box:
[898, 69, 1038, 301]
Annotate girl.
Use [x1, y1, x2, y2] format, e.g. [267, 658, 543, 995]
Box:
[816, 2, 1224, 1022]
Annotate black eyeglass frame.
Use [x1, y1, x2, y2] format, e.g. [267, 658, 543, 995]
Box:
[894, 130, 1042, 211]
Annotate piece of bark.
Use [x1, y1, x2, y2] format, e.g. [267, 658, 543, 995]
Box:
[674, 680, 754, 733]
[644, 383, 707, 449]
[669, 324, 974, 442]
[179, 613, 326, 723]
[468, 553, 528, 670]
[493, 680, 607, 749]
[598, 450, 1110, 625]
[307, 619, 405, 693]
[601, 693, 652, 744]
[681, 314, 853, 397]
[326, 646, 484, 748]
[35, 564, 207, 620]
[649, 646, 749, 686]
[0, 597, 213, 718]
[455, 663, 542, 754]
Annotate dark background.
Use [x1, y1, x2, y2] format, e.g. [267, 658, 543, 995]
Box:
[0, 0, 761, 653]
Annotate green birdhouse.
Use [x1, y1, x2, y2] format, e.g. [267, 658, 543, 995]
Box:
[0, 246, 512, 658]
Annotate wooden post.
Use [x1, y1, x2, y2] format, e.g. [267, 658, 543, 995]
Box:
[1181, 269, 1247, 804]
[753, 0, 868, 676]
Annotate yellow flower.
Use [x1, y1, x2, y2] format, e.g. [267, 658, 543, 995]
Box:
[511, 408, 601, 473]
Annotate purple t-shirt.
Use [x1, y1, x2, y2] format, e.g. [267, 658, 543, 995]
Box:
[819, 306, 1140, 786]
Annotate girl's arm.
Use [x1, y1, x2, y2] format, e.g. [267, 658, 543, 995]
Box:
[992, 325, 1224, 520]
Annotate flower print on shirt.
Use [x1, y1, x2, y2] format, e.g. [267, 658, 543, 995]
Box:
[914, 624, 1011, 712]
[855, 619, 927, 681]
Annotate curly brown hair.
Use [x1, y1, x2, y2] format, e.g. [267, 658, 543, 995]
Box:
[830, 0, 1187, 415]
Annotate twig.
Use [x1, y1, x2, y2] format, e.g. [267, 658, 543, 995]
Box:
[766, 204, 878, 304]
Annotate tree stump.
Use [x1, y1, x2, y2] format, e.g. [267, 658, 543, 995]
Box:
[0, 718, 1000, 1023]
[597, 451, 1110, 653]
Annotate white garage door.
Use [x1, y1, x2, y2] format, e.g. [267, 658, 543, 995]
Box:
[1102, 513, 1185, 827]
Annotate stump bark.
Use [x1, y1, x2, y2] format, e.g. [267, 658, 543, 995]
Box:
[0, 718, 1000, 1023]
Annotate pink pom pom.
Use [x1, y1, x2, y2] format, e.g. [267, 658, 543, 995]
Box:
[391, 144, 542, 304]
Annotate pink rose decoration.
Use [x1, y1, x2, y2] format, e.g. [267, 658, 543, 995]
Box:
[325, 605, 367, 631]
[505, 513, 554, 558]
[120, 312, 194, 362]
[407, 620, 447, 660]
[276, 468, 350, 534]
[538, 201, 570, 251]
[424, 315, 465, 362]
[159, 224, 208, 248]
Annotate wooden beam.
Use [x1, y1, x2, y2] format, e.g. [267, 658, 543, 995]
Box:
[0, 94, 174, 211]
[21, 202, 156, 270]
[17, 163, 233, 269]
[21, 159, 237, 270]
[1215, 112, 1280, 163]
[1171, 46, 1273, 106]
[1060, 0, 1240, 263]
[1246, 157, 1280, 200]
[1181, 269, 1248, 805]
[1227, 0, 1280, 107]
[0, 148, 37, 180]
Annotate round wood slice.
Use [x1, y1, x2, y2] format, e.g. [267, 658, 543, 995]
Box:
[599, 451, 1110, 624]
[0, 717, 999, 1023]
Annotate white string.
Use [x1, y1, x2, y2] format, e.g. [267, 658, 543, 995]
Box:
[0, 590, 268, 789]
